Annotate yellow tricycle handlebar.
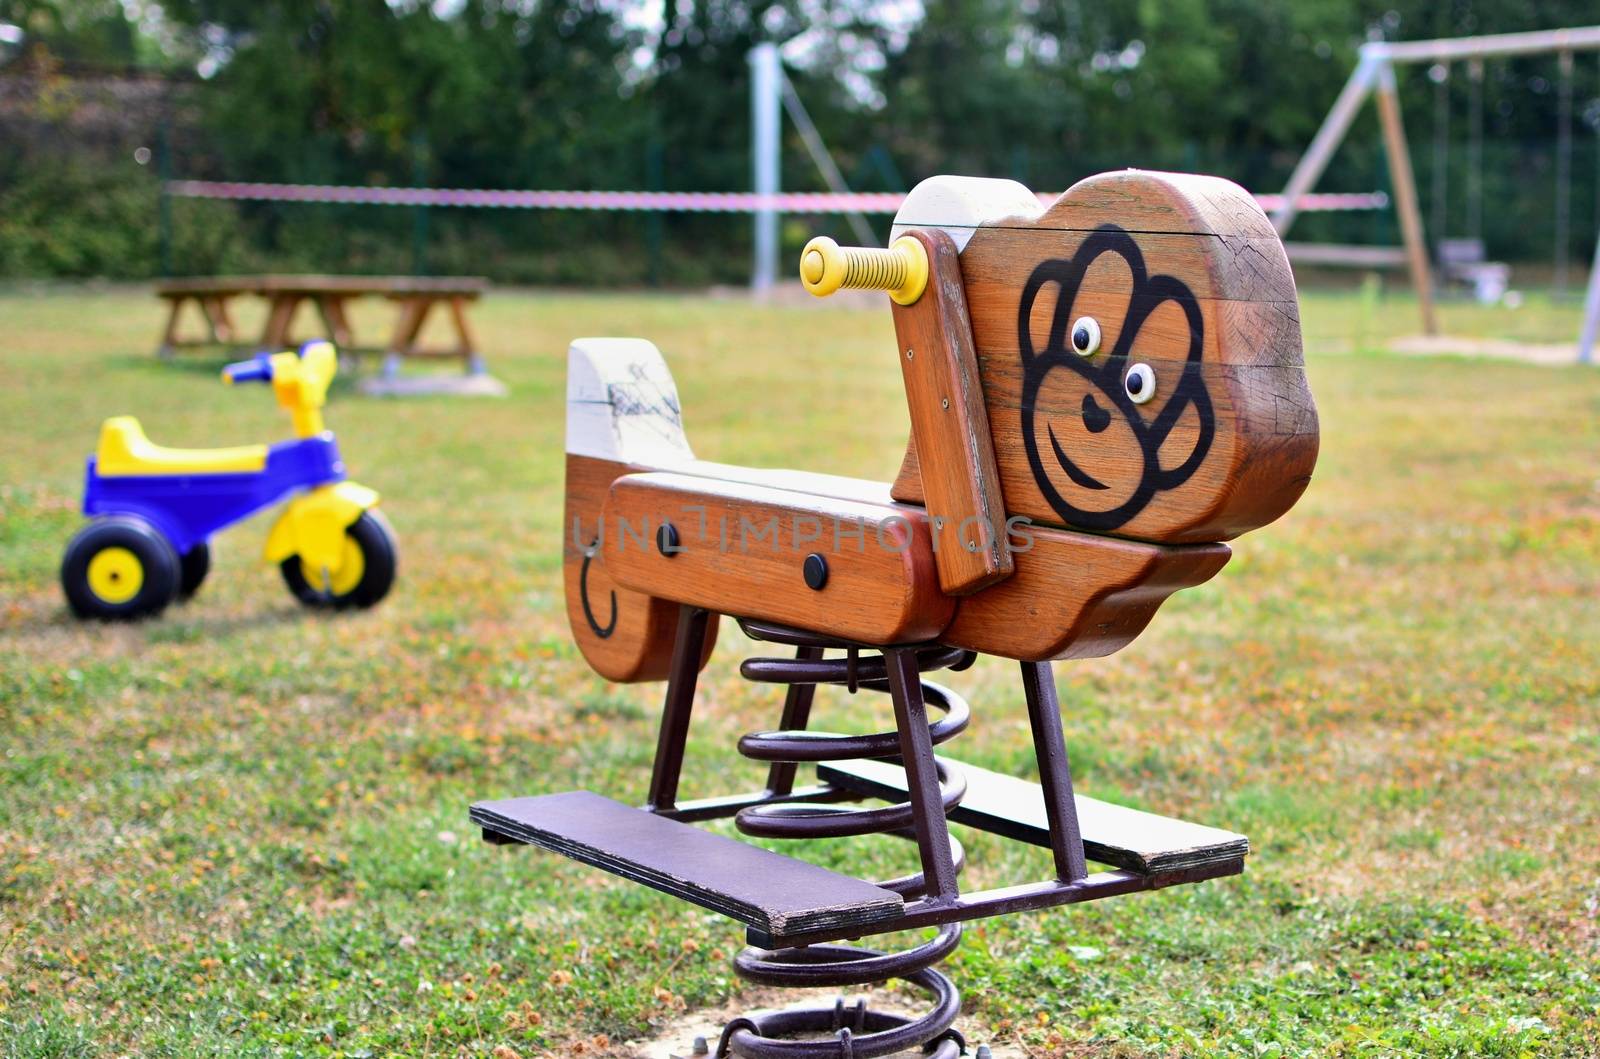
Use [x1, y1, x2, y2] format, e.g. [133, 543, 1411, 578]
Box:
[799, 235, 929, 305]
[220, 340, 338, 438]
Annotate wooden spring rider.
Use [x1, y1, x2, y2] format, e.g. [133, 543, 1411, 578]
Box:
[471, 170, 1320, 1056]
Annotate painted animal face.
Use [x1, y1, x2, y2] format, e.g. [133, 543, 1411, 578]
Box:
[1018, 226, 1215, 533]
[892, 169, 1318, 544]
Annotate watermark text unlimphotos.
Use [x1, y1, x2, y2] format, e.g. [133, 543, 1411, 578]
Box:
[575, 506, 1036, 556]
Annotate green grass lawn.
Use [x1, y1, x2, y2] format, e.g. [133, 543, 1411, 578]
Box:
[1, 286, 1598, 1058]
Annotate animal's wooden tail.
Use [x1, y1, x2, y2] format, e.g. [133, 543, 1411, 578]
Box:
[563, 339, 716, 682]
[565, 338, 693, 467]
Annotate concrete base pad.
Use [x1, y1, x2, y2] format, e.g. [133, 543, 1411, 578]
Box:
[623, 985, 1025, 1058]
[357, 373, 509, 397]
[1388, 334, 1587, 367]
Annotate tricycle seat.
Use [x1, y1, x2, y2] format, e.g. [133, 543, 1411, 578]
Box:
[95, 416, 268, 477]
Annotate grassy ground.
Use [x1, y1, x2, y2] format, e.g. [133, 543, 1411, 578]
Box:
[1, 286, 1598, 1058]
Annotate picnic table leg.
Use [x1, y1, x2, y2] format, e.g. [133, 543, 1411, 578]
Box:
[382, 297, 430, 380]
[215, 294, 239, 344]
[157, 296, 184, 359]
[200, 295, 236, 345]
[315, 294, 356, 351]
[259, 294, 299, 354]
[447, 296, 485, 375]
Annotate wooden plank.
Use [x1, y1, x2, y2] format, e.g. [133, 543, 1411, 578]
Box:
[156, 279, 254, 296]
[258, 274, 488, 296]
[942, 523, 1231, 661]
[890, 228, 1013, 595]
[672, 460, 898, 507]
[471, 791, 904, 935]
[157, 275, 489, 297]
[602, 472, 954, 645]
[901, 169, 1320, 545]
[819, 757, 1249, 875]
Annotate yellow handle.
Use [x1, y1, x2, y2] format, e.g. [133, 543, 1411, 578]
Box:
[271, 341, 338, 437]
[800, 235, 929, 305]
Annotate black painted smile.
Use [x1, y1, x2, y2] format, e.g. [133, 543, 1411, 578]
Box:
[1048, 423, 1109, 490]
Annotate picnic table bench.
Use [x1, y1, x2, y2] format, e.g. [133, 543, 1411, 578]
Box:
[156, 275, 491, 376]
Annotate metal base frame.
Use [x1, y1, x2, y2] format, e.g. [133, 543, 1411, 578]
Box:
[643, 608, 1098, 1058]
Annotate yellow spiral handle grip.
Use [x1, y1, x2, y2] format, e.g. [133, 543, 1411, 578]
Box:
[799, 235, 929, 305]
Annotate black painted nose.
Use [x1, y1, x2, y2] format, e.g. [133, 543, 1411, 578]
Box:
[1082, 392, 1111, 433]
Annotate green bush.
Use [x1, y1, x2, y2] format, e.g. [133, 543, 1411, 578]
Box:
[0, 159, 244, 280]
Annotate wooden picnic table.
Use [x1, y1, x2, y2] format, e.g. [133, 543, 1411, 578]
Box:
[155, 274, 491, 376]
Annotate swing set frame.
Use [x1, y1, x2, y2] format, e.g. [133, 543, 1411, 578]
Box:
[1272, 25, 1600, 361]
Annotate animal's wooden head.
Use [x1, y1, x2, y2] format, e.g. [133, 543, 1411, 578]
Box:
[892, 170, 1319, 544]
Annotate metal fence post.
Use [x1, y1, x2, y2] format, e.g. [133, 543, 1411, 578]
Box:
[158, 117, 173, 278]
[647, 139, 664, 286]
[749, 42, 781, 293]
[1577, 231, 1600, 364]
[412, 131, 430, 276]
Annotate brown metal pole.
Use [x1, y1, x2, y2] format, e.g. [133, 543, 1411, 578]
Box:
[1375, 61, 1440, 335]
[885, 647, 962, 902]
[645, 605, 712, 812]
[1020, 661, 1088, 882]
[762, 644, 823, 797]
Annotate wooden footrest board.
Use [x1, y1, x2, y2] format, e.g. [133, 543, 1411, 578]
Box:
[470, 790, 904, 936]
[818, 758, 1248, 874]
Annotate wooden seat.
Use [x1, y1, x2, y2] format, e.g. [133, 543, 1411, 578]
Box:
[471, 791, 904, 936]
[819, 757, 1248, 875]
[601, 471, 953, 645]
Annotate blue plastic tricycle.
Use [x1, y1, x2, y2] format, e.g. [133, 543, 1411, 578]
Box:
[60, 340, 397, 620]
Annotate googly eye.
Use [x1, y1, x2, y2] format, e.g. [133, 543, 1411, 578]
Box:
[1124, 362, 1156, 404]
[1070, 316, 1101, 357]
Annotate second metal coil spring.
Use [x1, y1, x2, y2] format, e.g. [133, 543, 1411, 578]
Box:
[716, 620, 974, 1059]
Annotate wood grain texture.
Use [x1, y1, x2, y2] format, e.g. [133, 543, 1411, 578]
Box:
[564, 455, 718, 682]
[890, 228, 1013, 595]
[602, 472, 954, 645]
[471, 791, 904, 934]
[942, 523, 1230, 661]
[893, 169, 1318, 545]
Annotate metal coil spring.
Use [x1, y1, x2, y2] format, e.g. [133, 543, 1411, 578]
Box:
[716, 620, 974, 1059]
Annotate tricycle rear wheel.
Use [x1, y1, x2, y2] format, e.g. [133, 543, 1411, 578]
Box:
[280, 510, 397, 610]
[61, 516, 181, 620]
[178, 542, 211, 600]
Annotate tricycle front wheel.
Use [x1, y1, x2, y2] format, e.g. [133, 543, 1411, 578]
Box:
[280, 510, 397, 610]
[61, 516, 181, 620]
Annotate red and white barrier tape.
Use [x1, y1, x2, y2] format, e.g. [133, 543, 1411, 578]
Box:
[165, 180, 1388, 214]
